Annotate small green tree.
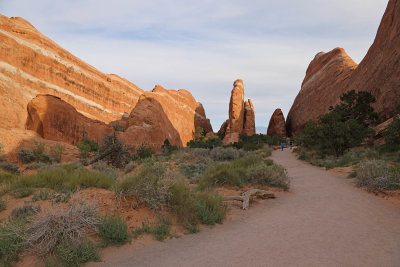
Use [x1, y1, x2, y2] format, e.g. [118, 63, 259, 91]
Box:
[161, 139, 177, 155]
[136, 143, 154, 159]
[193, 126, 205, 141]
[383, 116, 400, 152]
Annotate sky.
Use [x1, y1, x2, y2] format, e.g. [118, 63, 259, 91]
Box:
[0, 0, 389, 132]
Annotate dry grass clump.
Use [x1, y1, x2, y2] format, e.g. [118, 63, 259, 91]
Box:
[25, 202, 99, 256]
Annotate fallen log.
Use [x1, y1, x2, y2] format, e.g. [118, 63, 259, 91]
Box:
[223, 189, 275, 210]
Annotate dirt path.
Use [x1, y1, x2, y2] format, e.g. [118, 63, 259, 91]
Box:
[90, 149, 400, 267]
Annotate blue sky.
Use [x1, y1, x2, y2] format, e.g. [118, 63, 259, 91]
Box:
[0, 0, 389, 131]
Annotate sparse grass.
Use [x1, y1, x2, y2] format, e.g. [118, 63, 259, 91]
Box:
[10, 187, 34, 198]
[54, 239, 100, 267]
[179, 163, 207, 182]
[0, 218, 26, 267]
[49, 144, 64, 163]
[98, 215, 129, 246]
[0, 198, 5, 211]
[210, 147, 241, 161]
[167, 182, 198, 228]
[32, 189, 52, 201]
[132, 216, 172, 241]
[0, 162, 19, 174]
[195, 193, 227, 225]
[11, 205, 41, 219]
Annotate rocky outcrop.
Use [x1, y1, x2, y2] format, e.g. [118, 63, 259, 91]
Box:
[26, 95, 114, 145]
[217, 120, 228, 139]
[287, 0, 400, 135]
[243, 99, 256, 136]
[122, 85, 213, 150]
[286, 48, 357, 135]
[267, 109, 286, 137]
[223, 79, 255, 144]
[0, 15, 143, 130]
[26, 87, 213, 151]
[372, 115, 400, 146]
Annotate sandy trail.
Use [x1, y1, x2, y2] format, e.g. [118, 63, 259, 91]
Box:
[90, 149, 400, 267]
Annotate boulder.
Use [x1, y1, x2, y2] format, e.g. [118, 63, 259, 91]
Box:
[267, 109, 286, 137]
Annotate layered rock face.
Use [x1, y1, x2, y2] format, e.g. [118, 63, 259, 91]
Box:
[26, 87, 213, 151]
[287, 0, 400, 135]
[267, 109, 286, 137]
[286, 48, 357, 134]
[26, 95, 114, 145]
[0, 15, 143, 130]
[223, 79, 256, 144]
[122, 85, 213, 150]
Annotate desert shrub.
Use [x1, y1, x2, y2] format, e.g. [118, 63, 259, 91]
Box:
[233, 134, 283, 150]
[179, 163, 207, 181]
[32, 189, 52, 201]
[187, 135, 223, 149]
[383, 116, 400, 152]
[0, 162, 19, 174]
[261, 145, 272, 156]
[23, 162, 45, 171]
[347, 170, 357, 178]
[18, 148, 35, 164]
[98, 215, 129, 245]
[92, 160, 117, 175]
[115, 163, 169, 210]
[161, 139, 178, 156]
[0, 198, 5, 211]
[98, 134, 131, 168]
[132, 216, 172, 241]
[10, 187, 34, 198]
[51, 192, 71, 203]
[136, 143, 153, 159]
[124, 161, 137, 174]
[357, 160, 400, 192]
[247, 163, 290, 190]
[0, 172, 15, 184]
[32, 140, 52, 163]
[54, 239, 99, 267]
[25, 203, 99, 256]
[77, 138, 98, 153]
[112, 124, 125, 132]
[49, 144, 64, 163]
[0, 219, 26, 267]
[11, 205, 41, 219]
[167, 182, 198, 228]
[210, 147, 241, 161]
[194, 193, 227, 225]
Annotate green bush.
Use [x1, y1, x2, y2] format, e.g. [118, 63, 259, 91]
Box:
[54, 240, 100, 267]
[10, 187, 34, 198]
[98, 134, 131, 168]
[112, 124, 125, 132]
[187, 135, 223, 149]
[357, 160, 400, 192]
[233, 134, 283, 150]
[92, 160, 117, 175]
[161, 139, 178, 155]
[77, 138, 99, 153]
[18, 148, 35, 164]
[49, 144, 64, 163]
[136, 143, 154, 159]
[0, 162, 19, 174]
[167, 182, 198, 228]
[115, 163, 169, 210]
[32, 141, 52, 163]
[132, 216, 172, 241]
[179, 163, 207, 181]
[247, 163, 290, 190]
[0, 219, 26, 267]
[194, 193, 227, 225]
[32, 189, 51, 201]
[98, 215, 129, 245]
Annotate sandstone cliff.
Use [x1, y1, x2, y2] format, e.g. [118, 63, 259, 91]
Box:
[223, 79, 256, 144]
[0, 15, 143, 130]
[267, 109, 286, 137]
[286, 0, 400, 135]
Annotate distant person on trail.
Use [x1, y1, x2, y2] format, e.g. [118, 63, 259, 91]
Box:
[281, 142, 284, 151]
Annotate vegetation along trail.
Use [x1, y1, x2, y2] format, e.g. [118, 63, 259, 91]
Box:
[91, 149, 400, 267]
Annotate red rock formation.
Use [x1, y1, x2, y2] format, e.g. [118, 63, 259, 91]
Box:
[122, 85, 213, 150]
[26, 95, 114, 145]
[217, 120, 228, 138]
[267, 109, 286, 137]
[287, 0, 400, 135]
[0, 15, 143, 130]
[223, 79, 245, 144]
[286, 48, 357, 134]
[243, 99, 256, 136]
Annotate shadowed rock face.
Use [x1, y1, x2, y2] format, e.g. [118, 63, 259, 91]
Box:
[223, 79, 256, 144]
[0, 15, 143, 130]
[286, 48, 357, 135]
[267, 109, 286, 137]
[287, 0, 400, 135]
[26, 86, 213, 152]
